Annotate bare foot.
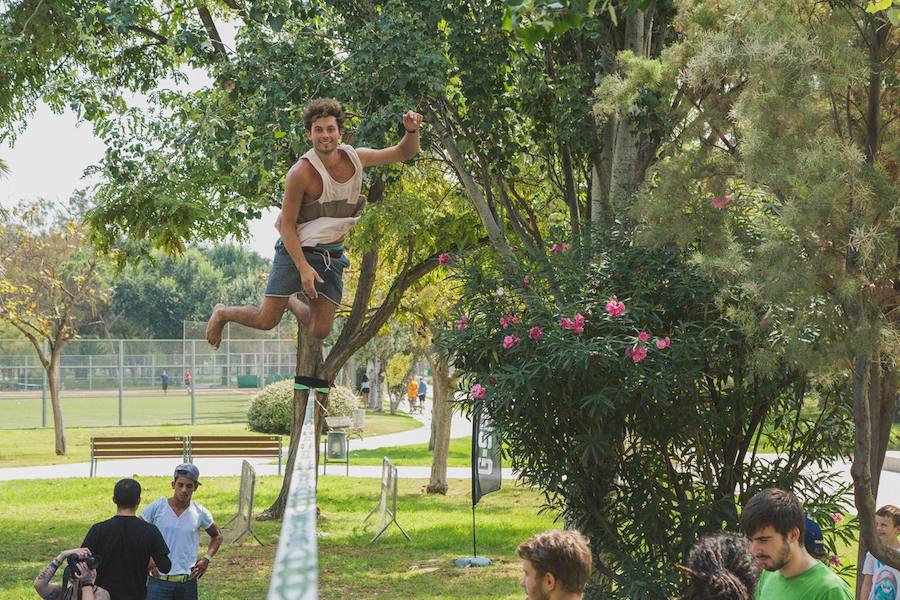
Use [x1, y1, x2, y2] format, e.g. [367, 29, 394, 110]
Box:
[206, 303, 226, 349]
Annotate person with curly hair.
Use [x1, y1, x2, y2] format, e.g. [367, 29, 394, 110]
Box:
[206, 98, 423, 348]
[678, 532, 760, 600]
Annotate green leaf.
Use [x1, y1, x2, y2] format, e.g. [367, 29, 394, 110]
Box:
[865, 0, 892, 12]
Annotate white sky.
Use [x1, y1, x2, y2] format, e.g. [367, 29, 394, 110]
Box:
[0, 20, 280, 260]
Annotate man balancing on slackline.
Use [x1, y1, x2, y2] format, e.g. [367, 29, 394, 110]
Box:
[206, 98, 423, 349]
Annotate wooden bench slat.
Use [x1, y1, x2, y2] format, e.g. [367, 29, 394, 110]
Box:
[93, 450, 187, 457]
[189, 436, 280, 441]
[190, 449, 281, 457]
[190, 441, 280, 448]
[92, 436, 185, 442]
[94, 442, 184, 450]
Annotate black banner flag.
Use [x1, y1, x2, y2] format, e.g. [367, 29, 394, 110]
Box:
[472, 410, 501, 507]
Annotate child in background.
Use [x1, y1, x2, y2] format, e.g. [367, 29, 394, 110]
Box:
[861, 505, 900, 600]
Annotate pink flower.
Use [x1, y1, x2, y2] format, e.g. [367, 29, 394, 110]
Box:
[710, 194, 733, 209]
[560, 315, 584, 335]
[561, 243, 570, 251]
[829, 555, 841, 567]
[500, 314, 519, 329]
[456, 314, 470, 331]
[624, 347, 634, 357]
[638, 331, 649, 343]
[832, 512, 844, 524]
[470, 383, 486, 399]
[655, 336, 670, 349]
[502, 335, 520, 350]
[605, 295, 626, 317]
[528, 326, 543, 341]
[868, 283, 876, 291]
[438, 253, 450, 265]
[631, 346, 648, 363]
[550, 243, 560, 253]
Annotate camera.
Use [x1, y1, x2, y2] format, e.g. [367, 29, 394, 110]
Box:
[66, 553, 100, 575]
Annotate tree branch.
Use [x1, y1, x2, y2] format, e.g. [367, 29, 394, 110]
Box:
[196, 5, 228, 59]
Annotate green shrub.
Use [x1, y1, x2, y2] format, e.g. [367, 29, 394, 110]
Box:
[326, 385, 360, 419]
[247, 380, 360, 435]
[247, 378, 293, 435]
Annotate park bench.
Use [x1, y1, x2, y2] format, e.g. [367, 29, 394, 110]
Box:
[188, 435, 283, 475]
[90, 436, 188, 477]
[325, 413, 364, 439]
[90, 434, 283, 476]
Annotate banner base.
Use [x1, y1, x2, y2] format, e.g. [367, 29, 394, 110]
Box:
[453, 557, 492, 568]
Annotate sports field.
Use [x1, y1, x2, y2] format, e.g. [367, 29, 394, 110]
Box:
[0, 389, 254, 429]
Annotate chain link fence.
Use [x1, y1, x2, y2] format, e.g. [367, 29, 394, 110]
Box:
[0, 322, 302, 429]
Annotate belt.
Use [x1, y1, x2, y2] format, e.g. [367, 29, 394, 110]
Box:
[302, 246, 343, 259]
[151, 573, 193, 583]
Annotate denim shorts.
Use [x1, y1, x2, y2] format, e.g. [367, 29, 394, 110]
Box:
[264, 239, 350, 306]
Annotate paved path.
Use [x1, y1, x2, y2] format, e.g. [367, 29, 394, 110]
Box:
[4, 405, 900, 509]
[0, 399, 497, 481]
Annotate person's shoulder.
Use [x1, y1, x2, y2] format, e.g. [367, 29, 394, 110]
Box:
[142, 498, 167, 517]
[811, 563, 852, 598]
[287, 157, 317, 183]
[191, 501, 213, 516]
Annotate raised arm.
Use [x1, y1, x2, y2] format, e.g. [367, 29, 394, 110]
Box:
[34, 548, 89, 598]
[356, 111, 423, 167]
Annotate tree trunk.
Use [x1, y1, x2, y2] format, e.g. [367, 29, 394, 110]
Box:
[607, 9, 647, 209]
[368, 359, 382, 411]
[259, 328, 323, 520]
[426, 354, 454, 495]
[48, 352, 66, 456]
[850, 14, 899, 585]
[855, 356, 899, 592]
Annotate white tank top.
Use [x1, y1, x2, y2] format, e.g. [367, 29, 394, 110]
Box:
[275, 144, 367, 246]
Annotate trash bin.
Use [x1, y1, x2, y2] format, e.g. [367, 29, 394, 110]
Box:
[324, 431, 349, 475]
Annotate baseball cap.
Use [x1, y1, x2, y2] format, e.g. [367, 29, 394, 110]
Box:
[173, 463, 201, 485]
[804, 515, 825, 558]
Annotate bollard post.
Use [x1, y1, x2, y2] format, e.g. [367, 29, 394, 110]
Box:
[118, 339, 124, 426]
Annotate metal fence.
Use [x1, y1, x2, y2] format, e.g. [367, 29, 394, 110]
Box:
[0, 323, 302, 428]
[0, 338, 298, 393]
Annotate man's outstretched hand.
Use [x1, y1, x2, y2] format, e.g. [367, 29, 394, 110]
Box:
[403, 111, 423, 133]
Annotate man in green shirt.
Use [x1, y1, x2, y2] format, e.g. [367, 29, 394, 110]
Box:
[741, 488, 852, 600]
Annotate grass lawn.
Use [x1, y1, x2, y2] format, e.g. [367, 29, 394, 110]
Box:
[0, 409, 421, 468]
[351, 436, 471, 467]
[0, 475, 553, 599]
[0, 392, 254, 429]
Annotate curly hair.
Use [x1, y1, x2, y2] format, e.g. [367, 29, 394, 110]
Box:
[679, 532, 760, 600]
[302, 98, 345, 132]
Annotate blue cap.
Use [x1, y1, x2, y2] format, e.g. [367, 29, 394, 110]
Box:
[173, 463, 201, 485]
[804, 515, 824, 557]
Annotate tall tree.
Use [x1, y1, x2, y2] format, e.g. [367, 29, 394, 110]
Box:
[0, 202, 107, 454]
[631, 0, 899, 582]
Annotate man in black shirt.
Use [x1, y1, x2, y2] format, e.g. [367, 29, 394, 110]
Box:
[82, 478, 172, 600]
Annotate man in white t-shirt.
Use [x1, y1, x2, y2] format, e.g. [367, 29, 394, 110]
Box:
[861, 505, 900, 600]
[142, 464, 223, 600]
